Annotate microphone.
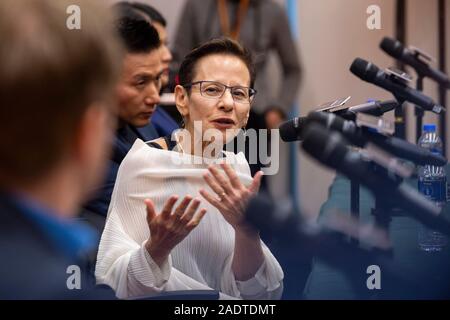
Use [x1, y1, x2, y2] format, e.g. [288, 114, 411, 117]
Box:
[279, 116, 308, 142]
[244, 195, 427, 298]
[301, 123, 450, 236]
[246, 195, 390, 250]
[350, 58, 445, 114]
[325, 100, 398, 120]
[346, 100, 398, 116]
[380, 37, 450, 88]
[279, 99, 397, 141]
[307, 111, 448, 166]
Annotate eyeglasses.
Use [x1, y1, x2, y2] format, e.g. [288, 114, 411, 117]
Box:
[183, 81, 257, 104]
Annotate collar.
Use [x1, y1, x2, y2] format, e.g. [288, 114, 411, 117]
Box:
[10, 193, 98, 260]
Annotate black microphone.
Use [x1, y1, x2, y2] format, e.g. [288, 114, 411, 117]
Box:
[331, 100, 398, 121]
[279, 116, 308, 142]
[345, 99, 398, 116]
[279, 100, 397, 141]
[307, 111, 448, 166]
[350, 58, 445, 114]
[301, 123, 450, 236]
[244, 195, 428, 298]
[380, 37, 450, 88]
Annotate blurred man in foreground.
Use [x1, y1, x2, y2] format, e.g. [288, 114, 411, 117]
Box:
[0, 0, 122, 299]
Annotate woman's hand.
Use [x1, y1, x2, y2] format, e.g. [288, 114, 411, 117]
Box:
[144, 195, 207, 267]
[199, 163, 263, 232]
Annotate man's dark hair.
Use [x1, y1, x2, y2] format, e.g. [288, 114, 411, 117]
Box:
[130, 2, 167, 26]
[178, 38, 255, 89]
[113, 2, 143, 21]
[115, 16, 160, 54]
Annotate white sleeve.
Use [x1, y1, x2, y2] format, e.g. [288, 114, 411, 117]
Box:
[218, 152, 284, 299]
[95, 209, 218, 299]
[219, 240, 284, 300]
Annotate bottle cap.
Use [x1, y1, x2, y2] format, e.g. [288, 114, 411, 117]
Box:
[423, 124, 436, 132]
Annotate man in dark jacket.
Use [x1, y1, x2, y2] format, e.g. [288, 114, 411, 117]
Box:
[83, 14, 164, 221]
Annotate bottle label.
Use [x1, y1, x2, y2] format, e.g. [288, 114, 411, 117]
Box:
[418, 179, 447, 202]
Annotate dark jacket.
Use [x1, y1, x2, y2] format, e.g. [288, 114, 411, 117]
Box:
[0, 193, 115, 299]
[84, 124, 159, 218]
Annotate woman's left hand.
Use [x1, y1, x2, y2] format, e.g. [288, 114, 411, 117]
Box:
[199, 163, 263, 231]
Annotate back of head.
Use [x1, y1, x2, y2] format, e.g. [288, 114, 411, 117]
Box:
[113, 1, 167, 26]
[113, 3, 161, 54]
[0, 0, 123, 188]
[130, 2, 167, 26]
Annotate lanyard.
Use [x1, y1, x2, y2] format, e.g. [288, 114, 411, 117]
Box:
[217, 0, 250, 41]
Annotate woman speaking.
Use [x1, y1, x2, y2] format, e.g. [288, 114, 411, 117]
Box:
[95, 38, 283, 299]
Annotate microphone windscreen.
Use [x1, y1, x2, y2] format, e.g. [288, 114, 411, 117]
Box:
[307, 111, 346, 133]
[380, 37, 404, 59]
[279, 116, 308, 142]
[301, 123, 348, 169]
[350, 58, 378, 82]
[245, 193, 301, 243]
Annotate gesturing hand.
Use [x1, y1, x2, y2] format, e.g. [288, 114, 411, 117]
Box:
[144, 195, 207, 267]
[199, 163, 263, 231]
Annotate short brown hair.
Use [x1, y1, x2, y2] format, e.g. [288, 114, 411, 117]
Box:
[178, 37, 255, 89]
[0, 0, 123, 187]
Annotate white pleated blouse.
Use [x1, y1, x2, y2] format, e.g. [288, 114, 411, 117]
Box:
[95, 139, 284, 299]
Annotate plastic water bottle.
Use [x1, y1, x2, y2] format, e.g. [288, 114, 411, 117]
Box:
[417, 124, 448, 252]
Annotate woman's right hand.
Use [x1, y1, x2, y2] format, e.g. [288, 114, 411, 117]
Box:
[144, 195, 207, 267]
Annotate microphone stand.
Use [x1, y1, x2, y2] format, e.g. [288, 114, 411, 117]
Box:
[246, 195, 441, 299]
[394, 99, 407, 140]
[350, 179, 360, 245]
[369, 163, 401, 257]
[388, 71, 413, 140]
[414, 75, 425, 142]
